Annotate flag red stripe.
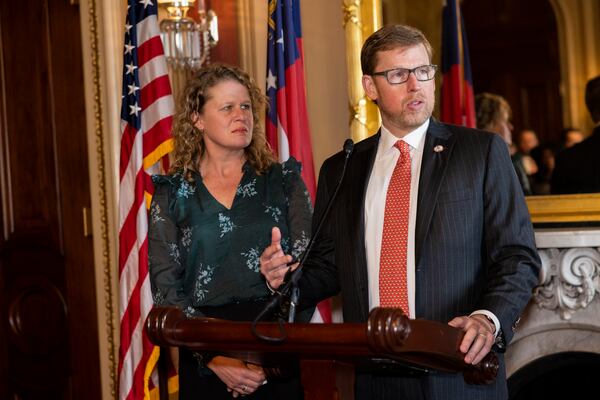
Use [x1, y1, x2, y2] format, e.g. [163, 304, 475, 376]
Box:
[316, 299, 331, 323]
[143, 116, 173, 158]
[463, 81, 476, 127]
[119, 169, 147, 275]
[441, 66, 463, 125]
[119, 238, 148, 361]
[144, 171, 155, 197]
[137, 35, 165, 68]
[118, 270, 143, 366]
[125, 327, 154, 400]
[285, 61, 316, 198]
[140, 75, 172, 110]
[441, 0, 475, 128]
[120, 124, 138, 179]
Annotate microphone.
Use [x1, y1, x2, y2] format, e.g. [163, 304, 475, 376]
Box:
[252, 138, 354, 342]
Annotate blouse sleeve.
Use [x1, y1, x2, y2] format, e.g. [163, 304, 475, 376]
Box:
[282, 157, 313, 260]
[148, 175, 191, 313]
[282, 158, 316, 322]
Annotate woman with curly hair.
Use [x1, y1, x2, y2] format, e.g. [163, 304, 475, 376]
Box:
[148, 64, 311, 399]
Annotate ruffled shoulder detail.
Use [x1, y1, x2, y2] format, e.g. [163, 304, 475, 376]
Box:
[152, 172, 197, 200]
[281, 156, 303, 176]
[151, 173, 181, 187]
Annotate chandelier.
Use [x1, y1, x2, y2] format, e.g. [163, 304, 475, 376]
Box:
[157, 0, 218, 71]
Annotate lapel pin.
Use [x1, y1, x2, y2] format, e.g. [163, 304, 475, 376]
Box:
[433, 145, 445, 153]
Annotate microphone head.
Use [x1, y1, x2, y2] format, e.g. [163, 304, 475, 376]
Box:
[343, 138, 354, 157]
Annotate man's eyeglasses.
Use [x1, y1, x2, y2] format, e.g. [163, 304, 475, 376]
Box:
[371, 65, 437, 85]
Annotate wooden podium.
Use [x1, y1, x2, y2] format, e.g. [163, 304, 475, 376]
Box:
[146, 306, 498, 400]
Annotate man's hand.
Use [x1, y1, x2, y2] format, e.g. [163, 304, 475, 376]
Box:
[207, 356, 266, 397]
[448, 314, 495, 365]
[259, 227, 298, 290]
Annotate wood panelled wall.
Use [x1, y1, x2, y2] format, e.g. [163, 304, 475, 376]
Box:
[0, 0, 101, 398]
[463, 0, 564, 145]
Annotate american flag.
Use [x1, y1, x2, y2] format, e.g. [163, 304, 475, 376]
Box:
[266, 0, 331, 323]
[441, 0, 476, 127]
[118, 1, 174, 399]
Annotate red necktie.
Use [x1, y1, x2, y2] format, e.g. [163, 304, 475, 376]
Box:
[379, 140, 411, 314]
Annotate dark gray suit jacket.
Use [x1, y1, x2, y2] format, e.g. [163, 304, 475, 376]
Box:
[299, 119, 540, 399]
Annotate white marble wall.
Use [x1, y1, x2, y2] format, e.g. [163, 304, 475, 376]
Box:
[506, 228, 600, 377]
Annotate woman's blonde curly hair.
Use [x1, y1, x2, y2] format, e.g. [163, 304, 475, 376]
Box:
[170, 64, 276, 180]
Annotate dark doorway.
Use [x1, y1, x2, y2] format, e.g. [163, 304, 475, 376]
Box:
[462, 0, 563, 146]
[0, 0, 101, 399]
[508, 352, 600, 399]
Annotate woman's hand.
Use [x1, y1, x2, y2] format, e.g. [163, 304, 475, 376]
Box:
[207, 356, 266, 397]
[259, 227, 298, 290]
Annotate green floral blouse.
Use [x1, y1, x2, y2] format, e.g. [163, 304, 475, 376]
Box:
[148, 157, 313, 318]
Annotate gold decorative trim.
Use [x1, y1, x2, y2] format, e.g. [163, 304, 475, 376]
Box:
[342, 0, 381, 142]
[342, 0, 361, 28]
[526, 193, 600, 223]
[348, 97, 368, 127]
[87, 0, 117, 397]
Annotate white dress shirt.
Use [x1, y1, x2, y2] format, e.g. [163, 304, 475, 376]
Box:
[365, 120, 428, 318]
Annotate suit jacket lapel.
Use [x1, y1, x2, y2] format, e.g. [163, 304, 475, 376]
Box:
[415, 119, 456, 266]
[344, 133, 379, 319]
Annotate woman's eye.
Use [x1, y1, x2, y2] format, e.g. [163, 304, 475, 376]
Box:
[241, 103, 251, 110]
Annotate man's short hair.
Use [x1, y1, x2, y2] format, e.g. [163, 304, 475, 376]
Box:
[360, 24, 433, 76]
[585, 75, 600, 123]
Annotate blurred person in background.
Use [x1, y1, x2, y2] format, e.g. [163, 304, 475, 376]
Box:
[515, 129, 539, 176]
[529, 144, 557, 195]
[559, 127, 584, 151]
[475, 92, 532, 195]
[552, 76, 600, 194]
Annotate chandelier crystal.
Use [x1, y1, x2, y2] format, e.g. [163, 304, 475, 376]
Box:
[157, 0, 218, 71]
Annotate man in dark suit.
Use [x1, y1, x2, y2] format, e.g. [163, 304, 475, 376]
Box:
[261, 24, 540, 399]
[551, 75, 600, 194]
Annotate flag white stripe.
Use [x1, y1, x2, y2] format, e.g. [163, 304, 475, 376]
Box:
[119, 96, 173, 233]
[136, 14, 161, 47]
[120, 201, 149, 311]
[119, 127, 144, 230]
[141, 95, 174, 134]
[138, 56, 169, 89]
[119, 274, 152, 398]
[119, 315, 145, 397]
[276, 117, 290, 162]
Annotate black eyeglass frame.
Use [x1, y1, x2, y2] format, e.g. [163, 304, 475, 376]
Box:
[371, 64, 438, 85]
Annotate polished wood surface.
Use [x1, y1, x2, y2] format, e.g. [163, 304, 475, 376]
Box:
[0, 0, 100, 398]
[206, 0, 239, 66]
[147, 306, 498, 399]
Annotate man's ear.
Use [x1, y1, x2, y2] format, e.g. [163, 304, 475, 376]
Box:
[362, 75, 378, 102]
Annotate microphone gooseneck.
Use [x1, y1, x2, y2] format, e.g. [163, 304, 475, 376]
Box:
[252, 139, 355, 342]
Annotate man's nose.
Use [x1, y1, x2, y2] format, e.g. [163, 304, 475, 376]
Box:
[405, 72, 421, 90]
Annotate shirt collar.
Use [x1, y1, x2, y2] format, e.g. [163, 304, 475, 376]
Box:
[380, 118, 430, 153]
